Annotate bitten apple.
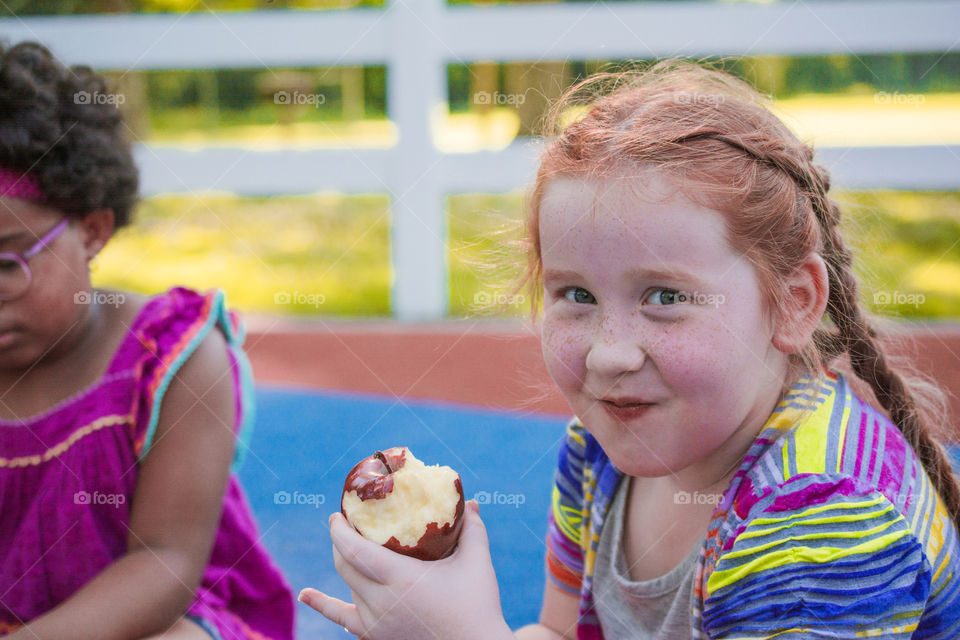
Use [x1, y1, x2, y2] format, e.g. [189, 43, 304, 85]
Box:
[340, 447, 465, 561]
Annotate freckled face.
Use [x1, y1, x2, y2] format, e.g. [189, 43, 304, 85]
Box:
[538, 173, 788, 482]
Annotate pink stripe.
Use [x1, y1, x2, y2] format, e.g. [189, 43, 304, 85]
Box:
[766, 477, 862, 512]
[877, 421, 907, 499]
[853, 399, 868, 478]
[903, 462, 915, 513]
[865, 412, 882, 481]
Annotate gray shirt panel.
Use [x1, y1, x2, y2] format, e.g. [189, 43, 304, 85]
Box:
[593, 477, 700, 640]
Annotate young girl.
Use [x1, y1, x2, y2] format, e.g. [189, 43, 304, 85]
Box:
[300, 59, 960, 638]
[0, 42, 294, 639]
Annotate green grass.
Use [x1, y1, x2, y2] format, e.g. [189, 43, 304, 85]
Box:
[96, 193, 392, 316]
[93, 190, 960, 320]
[837, 191, 960, 319]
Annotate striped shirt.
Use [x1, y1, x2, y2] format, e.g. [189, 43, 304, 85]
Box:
[546, 368, 960, 638]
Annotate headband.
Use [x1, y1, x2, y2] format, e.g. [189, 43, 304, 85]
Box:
[0, 166, 48, 204]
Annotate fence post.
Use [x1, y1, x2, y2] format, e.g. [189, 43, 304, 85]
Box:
[387, 0, 448, 321]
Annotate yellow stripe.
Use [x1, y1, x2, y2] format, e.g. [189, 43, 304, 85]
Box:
[568, 426, 585, 447]
[720, 517, 904, 561]
[551, 486, 582, 545]
[911, 469, 927, 533]
[749, 496, 888, 527]
[692, 624, 920, 640]
[782, 438, 790, 482]
[932, 551, 951, 584]
[584, 544, 597, 575]
[0, 414, 130, 468]
[737, 504, 895, 541]
[835, 392, 851, 473]
[707, 528, 910, 594]
[854, 622, 919, 637]
[723, 628, 814, 639]
[793, 387, 836, 475]
[929, 494, 950, 557]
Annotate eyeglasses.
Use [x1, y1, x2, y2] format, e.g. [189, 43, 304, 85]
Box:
[0, 218, 69, 301]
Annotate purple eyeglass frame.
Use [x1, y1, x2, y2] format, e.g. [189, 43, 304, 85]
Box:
[0, 218, 69, 301]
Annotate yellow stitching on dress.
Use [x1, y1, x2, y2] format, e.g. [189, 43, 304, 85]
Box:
[0, 414, 131, 468]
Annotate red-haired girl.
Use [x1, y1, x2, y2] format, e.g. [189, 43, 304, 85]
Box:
[302, 60, 960, 640]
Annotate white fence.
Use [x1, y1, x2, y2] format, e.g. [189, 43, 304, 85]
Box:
[2, 0, 959, 320]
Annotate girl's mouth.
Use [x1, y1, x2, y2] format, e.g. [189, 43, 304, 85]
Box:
[600, 400, 654, 422]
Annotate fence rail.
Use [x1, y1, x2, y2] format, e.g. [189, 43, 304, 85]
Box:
[2, 0, 959, 319]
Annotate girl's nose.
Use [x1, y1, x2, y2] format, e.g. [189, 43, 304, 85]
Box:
[585, 329, 646, 379]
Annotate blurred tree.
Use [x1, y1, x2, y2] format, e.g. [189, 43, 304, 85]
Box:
[341, 66, 364, 120]
[107, 70, 152, 141]
[470, 62, 499, 115]
[741, 55, 789, 97]
[257, 70, 315, 125]
[8, 0, 959, 135]
[505, 61, 570, 136]
[363, 65, 387, 118]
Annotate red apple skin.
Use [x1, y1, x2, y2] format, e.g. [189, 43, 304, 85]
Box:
[340, 449, 465, 561]
[381, 478, 464, 561]
[342, 447, 408, 500]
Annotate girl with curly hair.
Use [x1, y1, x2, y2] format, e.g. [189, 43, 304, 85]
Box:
[0, 41, 294, 640]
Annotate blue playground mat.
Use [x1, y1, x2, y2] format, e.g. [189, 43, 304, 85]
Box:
[239, 385, 960, 639]
[238, 385, 568, 639]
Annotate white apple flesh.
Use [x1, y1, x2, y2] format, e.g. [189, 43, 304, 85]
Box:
[341, 447, 465, 560]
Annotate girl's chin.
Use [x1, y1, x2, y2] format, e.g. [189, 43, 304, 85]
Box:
[599, 443, 686, 478]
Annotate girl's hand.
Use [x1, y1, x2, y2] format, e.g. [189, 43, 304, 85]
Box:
[299, 500, 513, 640]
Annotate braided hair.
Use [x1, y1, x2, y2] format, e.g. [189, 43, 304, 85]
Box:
[520, 58, 960, 529]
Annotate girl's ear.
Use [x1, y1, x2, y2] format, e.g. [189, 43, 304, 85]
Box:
[772, 253, 830, 354]
[77, 209, 115, 262]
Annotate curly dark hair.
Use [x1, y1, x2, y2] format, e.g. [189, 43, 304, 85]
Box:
[0, 41, 139, 228]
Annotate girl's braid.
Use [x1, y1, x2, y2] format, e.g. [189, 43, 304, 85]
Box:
[805, 162, 960, 530]
[677, 128, 960, 528]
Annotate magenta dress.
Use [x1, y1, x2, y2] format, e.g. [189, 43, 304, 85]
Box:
[0, 287, 294, 640]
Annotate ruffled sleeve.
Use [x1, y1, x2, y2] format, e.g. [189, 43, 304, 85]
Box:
[702, 474, 932, 638]
[131, 287, 255, 471]
[546, 418, 592, 595]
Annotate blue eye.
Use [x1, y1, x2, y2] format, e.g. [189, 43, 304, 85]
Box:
[645, 288, 687, 305]
[563, 287, 595, 304]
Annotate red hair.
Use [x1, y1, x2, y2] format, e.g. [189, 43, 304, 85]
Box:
[516, 59, 960, 528]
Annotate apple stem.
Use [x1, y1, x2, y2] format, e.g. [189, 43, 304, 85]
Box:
[374, 450, 393, 473]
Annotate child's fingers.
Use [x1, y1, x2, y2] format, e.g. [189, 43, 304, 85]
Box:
[330, 512, 404, 584]
[297, 588, 366, 636]
[333, 544, 382, 593]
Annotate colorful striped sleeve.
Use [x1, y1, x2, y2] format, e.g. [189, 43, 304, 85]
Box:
[546, 419, 589, 595]
[702, 474, 931, 639]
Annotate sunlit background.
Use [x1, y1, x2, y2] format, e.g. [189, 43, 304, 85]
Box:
[4, 3, 960, 638]
[5, 0, 958, 322]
